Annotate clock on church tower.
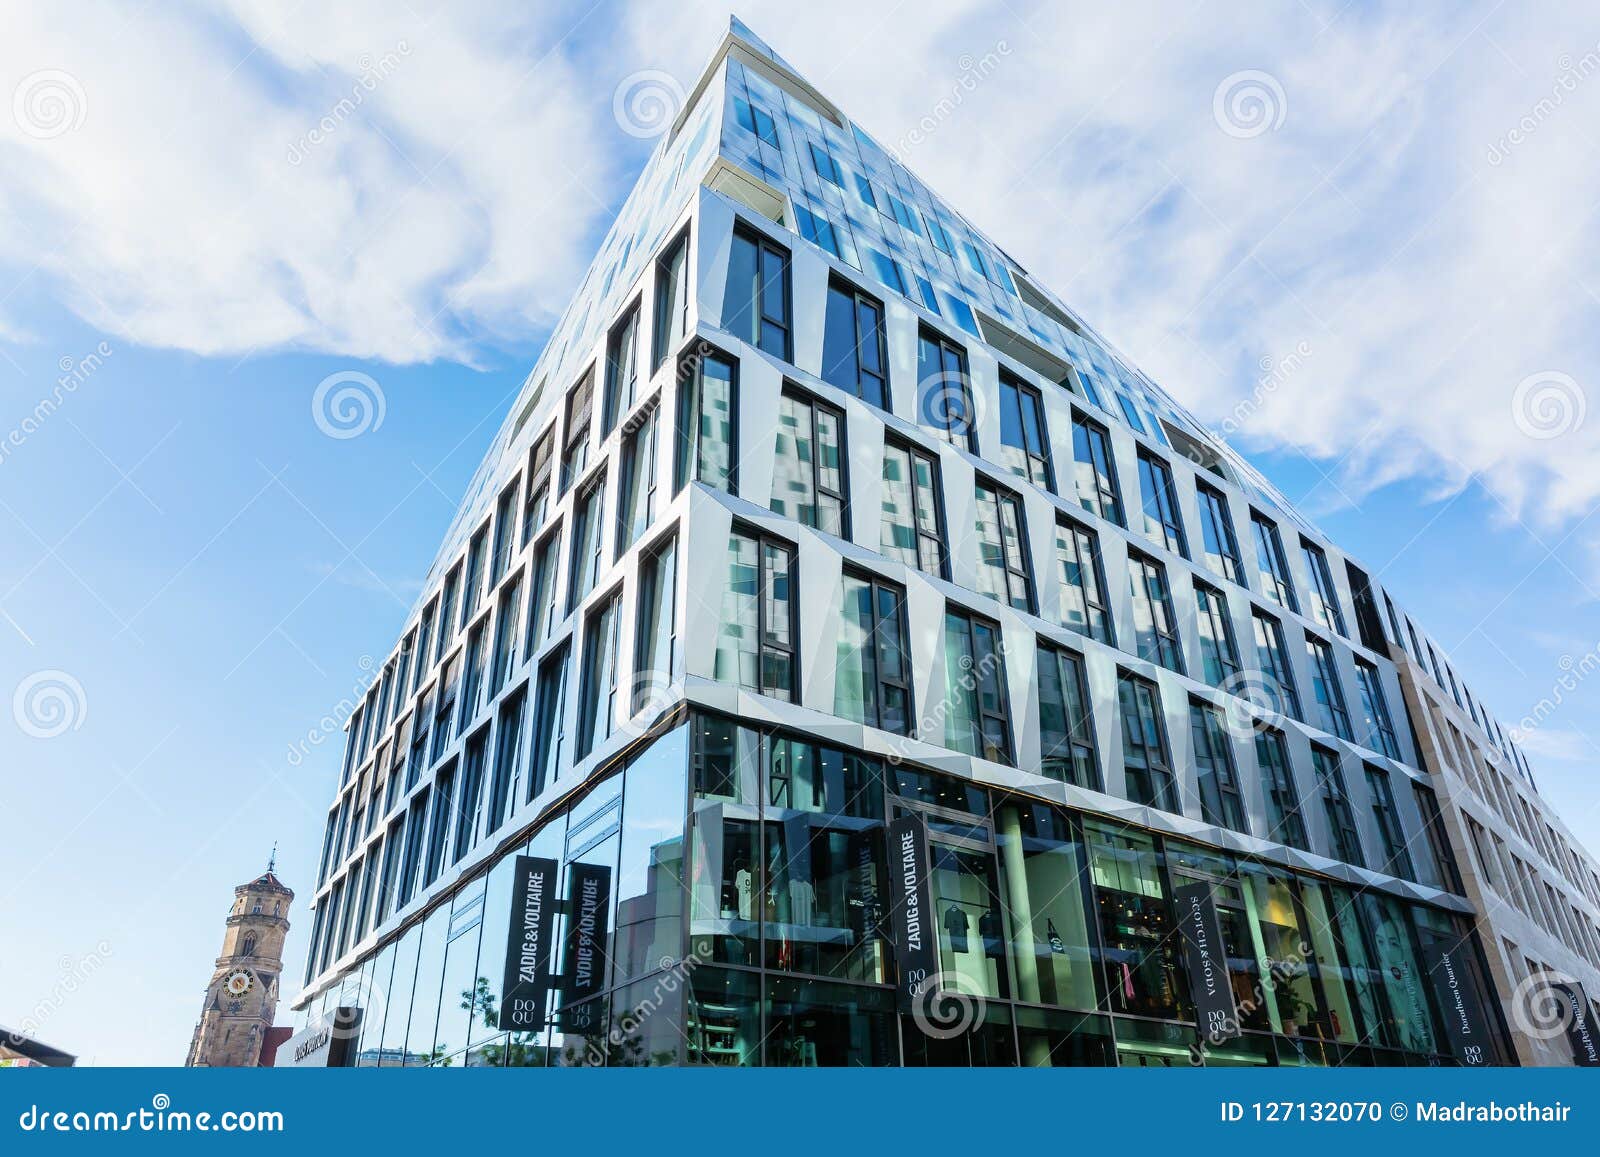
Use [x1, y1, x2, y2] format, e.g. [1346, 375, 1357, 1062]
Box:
[184, 851, 294, 1067]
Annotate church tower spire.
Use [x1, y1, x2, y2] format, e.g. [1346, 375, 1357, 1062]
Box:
[185, 864, 294, 1067]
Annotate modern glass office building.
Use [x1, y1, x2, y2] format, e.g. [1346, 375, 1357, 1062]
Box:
[291, 18, 1600, 1068]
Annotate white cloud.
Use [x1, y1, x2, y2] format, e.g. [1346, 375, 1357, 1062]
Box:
[0, 0, 615, 364]
[1517, 726, 1597, 763]
[5, 0, 1600, 537]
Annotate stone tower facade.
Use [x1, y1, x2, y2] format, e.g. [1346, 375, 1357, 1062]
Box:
[185, 861, 293, 1067]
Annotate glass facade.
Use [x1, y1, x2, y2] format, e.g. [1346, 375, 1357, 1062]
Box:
[308, 714, 1508, 1068]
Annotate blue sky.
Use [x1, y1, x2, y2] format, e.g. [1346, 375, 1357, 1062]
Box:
[3, 0, 1599, 1065]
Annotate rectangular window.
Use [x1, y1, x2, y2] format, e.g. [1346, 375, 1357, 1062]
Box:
[374, 817, 404, 926]
[998, 372, 1053, 490]
[575, 589, 622, 760]
[973, 478, 1033, 612]
[435, 565, 461, 667]
[462, 527, 488, 622]
[458, 621, 487, 733]
[567, 472, 606, 612]
[1189, 700, 1247, 831]
[1054, 517, 1114, 646]
[633, 533, 678, 713]
[652, 228, 689, 369]
[1313, 746, 1365, 866]
[1251, 609, 1302, 720]
[795, 204, 840, 258]
[526, 524, 561, 651]
[880, 436, 947, 578]
[560, 370, 594, 494]
[489, 573, 523, 694]
[1071, 411, 1124, 526]
[675, 347, 736, 494]
[1137, 450, 1188, 557]
[725, 226, 791, 359]
[422, 763, 454, 888]
[734, 97, 778, 145]
[1039, 644, 1099, 789]
[1300, 539, 1347, 636]
[602, 305, 641, 435]
[431, 652, 461, 764]
[616, 401, 660, 553]
[396, 790, 429, 908]
[490, 477, 520, 586]
[528, 646, 568, 802]
[1195, 482, 1244, 585]
[808, 141, 842, 186]
[835, 570, 913, 735]
[1256, 729, 1308, 850]
[821, 279, 889, 408]
[1194, 581, 1240, 687]
[522, 426, 554, 547]
[944, 608, 1012, 763]
[1355, 659, 1400, 758]
[452, 727, 488, 863]
[1251, 512, 1298, 612]
[714, 528, 796, 701]
[1127, 550, 1183, 672]
[1413, 782, 1464, 893]
[1366, 765, 1416, 880]
[485, 687, 526, 831]
[1306, 635, 1352, 739]
[413, 602, 437, 697]
[917, 327, 976, 451]
[1118, 672, 1175, 811]
[771, 387, 848, 536]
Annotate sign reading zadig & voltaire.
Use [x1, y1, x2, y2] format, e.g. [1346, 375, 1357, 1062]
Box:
[501, 856, 558, 1034]
[887, 814, 939, 1011]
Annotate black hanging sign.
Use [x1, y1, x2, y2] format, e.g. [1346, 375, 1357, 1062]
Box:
[560, 863, 613, 1033]
[887, 814, 939, 1011]
[1174, 882, 1239, 1044]
[500, 856, 558, 1033]
[1418, 936, 1493, 1066]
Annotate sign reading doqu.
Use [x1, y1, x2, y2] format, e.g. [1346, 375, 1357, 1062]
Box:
[560, 863, 612, 1034]
[1174, 882, 1239, 1044]
[887, 814, 939, 1011]
[501, 856, 558, 1034]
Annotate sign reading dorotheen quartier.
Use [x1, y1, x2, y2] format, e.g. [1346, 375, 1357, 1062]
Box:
[501, 856, 558, 1034]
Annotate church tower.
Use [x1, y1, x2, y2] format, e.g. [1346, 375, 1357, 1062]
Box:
[185, 853, 293, 1067]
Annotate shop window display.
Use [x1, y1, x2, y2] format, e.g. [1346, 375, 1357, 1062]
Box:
[1164, 843, 1271, 1034]
[993, 801, 1098, 1014]
[1085, 822, 1181, 1020]
[901, 1000, 1017, 1067]
[1015, 1007, 1114, 1067]
[765, 975, 898, 1066]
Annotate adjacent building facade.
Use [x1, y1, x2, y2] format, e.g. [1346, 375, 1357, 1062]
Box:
[292, 19, 1600, 1067]
[187, 864, 293, 1067]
